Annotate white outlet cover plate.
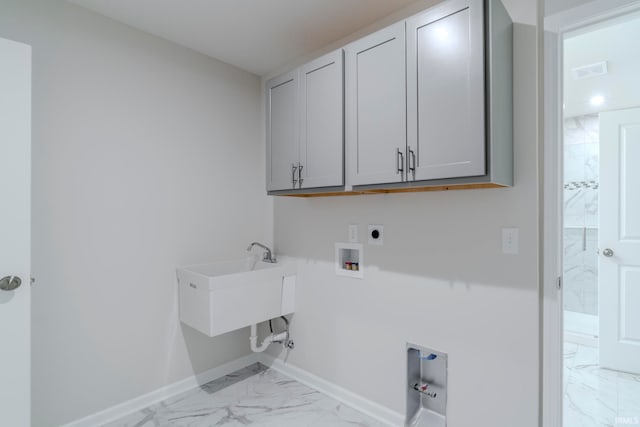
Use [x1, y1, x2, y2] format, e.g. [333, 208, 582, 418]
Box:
[348, 224, 358, 243]
[368, 225, 383, 246]
[501, 227, 519, 255]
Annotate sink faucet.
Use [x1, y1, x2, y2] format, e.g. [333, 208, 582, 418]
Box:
[246, 242, 277, 263]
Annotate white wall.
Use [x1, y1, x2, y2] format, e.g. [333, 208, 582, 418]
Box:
[269, 24, 539, 427]
[0, 1, 267, 425]
[0, 0, 540, 425]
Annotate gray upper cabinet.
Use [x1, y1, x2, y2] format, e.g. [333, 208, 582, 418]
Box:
[266, 0, 512, 195]
[406, 0, 485, 181]
[266, 69, 299, 191]
[266, 50, 344, 193]
[299, 50, 344, 189]
[346, 22, 406, 186]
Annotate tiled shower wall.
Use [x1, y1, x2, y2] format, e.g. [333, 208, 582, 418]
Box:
[563, 114, 599, 315]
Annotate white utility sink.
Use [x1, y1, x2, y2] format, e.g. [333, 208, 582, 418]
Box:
[177, 257, 295, 337]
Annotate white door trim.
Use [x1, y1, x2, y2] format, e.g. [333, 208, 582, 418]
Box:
[542, 27, 563, 427]
[545, 0, 640, 33]
[542, 1, 640, 426]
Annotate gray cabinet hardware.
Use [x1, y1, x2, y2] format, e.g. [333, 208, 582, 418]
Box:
[291, 163, 298, 188]
[298, 163, 304, 188]
[397, 148, 404, 179]
[408, 148, 416, 180]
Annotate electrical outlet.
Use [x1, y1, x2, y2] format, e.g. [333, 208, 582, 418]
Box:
[368, 225, 383, 246]
[502, 227, 519, 254]
[348, 224, 358, 243]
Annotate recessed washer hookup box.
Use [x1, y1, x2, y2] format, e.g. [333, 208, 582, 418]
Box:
[406, 343, 447, 427]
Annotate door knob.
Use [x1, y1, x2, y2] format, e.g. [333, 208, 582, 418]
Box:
[602, 248, 614, 258]
[0, 276, 22, 291]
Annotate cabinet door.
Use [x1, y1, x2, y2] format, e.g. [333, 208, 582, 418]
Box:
[346, 22, 407, 186]
[407, 0, 485, 181]
[266, 70, 299, 191]
[299, 50, 344, 189]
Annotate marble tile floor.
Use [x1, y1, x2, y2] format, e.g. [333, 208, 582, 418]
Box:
[104, 363, 386, 427]
[564, 343, 640, 427]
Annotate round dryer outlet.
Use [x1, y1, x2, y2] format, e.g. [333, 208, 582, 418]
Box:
[368, 225, 383, 245]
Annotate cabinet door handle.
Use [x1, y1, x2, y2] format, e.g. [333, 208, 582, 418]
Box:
[397, 148, 404, 179]
[298, 163, 304, 188]
[408, 148, 416, 181]
[292, 163, 298, 188]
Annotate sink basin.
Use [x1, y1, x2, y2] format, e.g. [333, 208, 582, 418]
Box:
[180, 257, 284, 291]
[177, 257, 295, 337]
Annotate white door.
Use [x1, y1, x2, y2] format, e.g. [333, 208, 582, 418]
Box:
[599, 107, 640, 373]
[406, 0, 485, 181]
[345, 22, 406, 186]
[299, 49, 344, 189]
[266, 69, 299, 191]
[0, 37, 32, 426]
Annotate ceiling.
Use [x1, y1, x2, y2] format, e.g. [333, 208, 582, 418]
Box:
[564, 12, 640, 118]
[68, 0, 419, 76]
[69, 0, 532, 77]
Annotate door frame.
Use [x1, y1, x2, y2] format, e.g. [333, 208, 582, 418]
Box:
[542, 1, 640, 426]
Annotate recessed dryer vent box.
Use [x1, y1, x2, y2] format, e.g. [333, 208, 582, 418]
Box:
[406, 343, 447, 427]
[335, 243, 363, 278]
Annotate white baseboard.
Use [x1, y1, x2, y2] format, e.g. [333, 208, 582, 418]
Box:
[564, 332, 598, 347]
[259, 353, 404, 427]
[63, 352, 404, 427]
[63, 353, 259, 427]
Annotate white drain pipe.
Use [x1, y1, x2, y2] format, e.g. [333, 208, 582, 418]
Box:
[250, 324, 288, 353]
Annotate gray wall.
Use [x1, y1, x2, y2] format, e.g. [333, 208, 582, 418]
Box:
[0, 1, 268, 425]
[269, 24, 540, 427]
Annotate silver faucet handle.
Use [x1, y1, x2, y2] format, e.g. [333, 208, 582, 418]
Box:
[247, 242, 276, 263]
